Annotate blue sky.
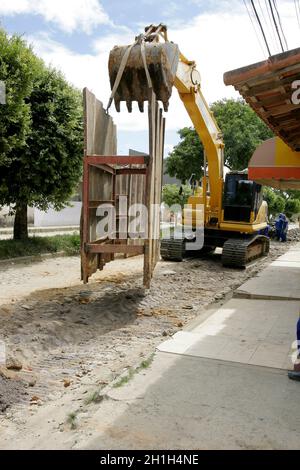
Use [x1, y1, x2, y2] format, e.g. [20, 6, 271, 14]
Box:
[0, 0, 299, 155]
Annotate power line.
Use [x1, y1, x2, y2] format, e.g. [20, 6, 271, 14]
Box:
[257, 0, 276, 54]
[268, 0, 284, 52]
[295, 0, 300, 30]
[250, 0, 272, 56]
[264, 0, 281, 51]
[272, 0, 288, 50]
[243, 0, 267, 56]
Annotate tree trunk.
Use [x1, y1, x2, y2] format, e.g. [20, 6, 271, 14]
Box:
[14, 203, 28, 240]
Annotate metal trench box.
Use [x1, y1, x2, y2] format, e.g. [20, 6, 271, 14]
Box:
[81, 88, 165, 288]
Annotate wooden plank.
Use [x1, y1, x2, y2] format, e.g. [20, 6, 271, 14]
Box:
[87, 244, 144, 254]
[87, 155, 148, 165]
[116, 168, 147, 175]
[89, 200, 114, 208]
[87, 163, 115, 174]
[143, 90, 156, 288]
[82, 88, 117, 283]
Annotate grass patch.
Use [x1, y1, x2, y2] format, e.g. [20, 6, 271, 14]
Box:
[0, 234, 80, 260]
[84, 390, 105, 406]
[113, 354, 155, 389]
[66, 411, 78, 430]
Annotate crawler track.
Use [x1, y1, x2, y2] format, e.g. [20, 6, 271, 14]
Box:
[222, 235, 270, 268]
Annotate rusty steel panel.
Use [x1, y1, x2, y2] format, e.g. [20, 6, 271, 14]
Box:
[224, 47, 300, 152]
[81, 88, 164, 287]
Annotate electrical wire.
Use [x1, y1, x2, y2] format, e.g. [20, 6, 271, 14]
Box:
[268, 0, 284, 52]
[264, 0, 281, 52]
[250, 0, 272, 56]
[257, 0, 278, 54]
[243, 0, 267, 56]
[295, 0, 300, 30]
[272, 0, 288, 50]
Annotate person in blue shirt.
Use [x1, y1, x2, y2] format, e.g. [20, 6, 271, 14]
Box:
[275, 213, 288, 242]
[288, 317, 300, 381]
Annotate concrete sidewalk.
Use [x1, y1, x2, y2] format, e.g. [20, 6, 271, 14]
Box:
[81, 242, 300, 450]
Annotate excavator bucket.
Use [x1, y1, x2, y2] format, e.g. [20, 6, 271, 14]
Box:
[108, 42, 179, 112]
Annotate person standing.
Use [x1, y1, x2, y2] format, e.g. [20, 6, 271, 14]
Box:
[275, 213, 288, 242]
[288, 317, 300, 381]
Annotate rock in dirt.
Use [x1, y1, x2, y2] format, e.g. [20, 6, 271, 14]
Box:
[6, 357, 22, 371]
[0, 366, 16, 380]
[27, 378, 37, 387]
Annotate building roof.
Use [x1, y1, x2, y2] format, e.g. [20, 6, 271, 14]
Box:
[224, 47, 300, 152]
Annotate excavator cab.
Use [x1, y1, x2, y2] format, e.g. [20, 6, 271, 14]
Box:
[223, 172, 263, 223]
[108, 24, 179, 112]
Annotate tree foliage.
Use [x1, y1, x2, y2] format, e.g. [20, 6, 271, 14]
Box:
[285, 198, 300, 219]
[263, 187, 300, 219]
[0, 28, 83, 238]
[165, 128, 204, 184]
[162, 184, 192, 210]
[211, 99, 273, 170]
[165, 98, 273, 182]
[263, 187, 285, 218]
[0, 30, 40, 166]
[1, 67, 83, 210]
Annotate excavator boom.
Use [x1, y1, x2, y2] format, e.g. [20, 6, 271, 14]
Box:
[108, 24, 269, 268]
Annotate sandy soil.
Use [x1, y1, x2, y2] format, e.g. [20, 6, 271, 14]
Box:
[0, 236, 298, 449]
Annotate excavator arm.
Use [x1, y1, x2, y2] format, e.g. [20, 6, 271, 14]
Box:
[174, 54, 224, 212]
[108, 25, 224, 216]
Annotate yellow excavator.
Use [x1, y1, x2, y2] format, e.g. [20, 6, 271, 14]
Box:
[108, 24, 270, 268]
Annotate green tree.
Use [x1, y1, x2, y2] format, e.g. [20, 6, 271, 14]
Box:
[263, 187, 285, 218]
[0, 29, 40, 166]
[165, 128, 204, 183]
[162, 184, 192, 210]
[0, 30, 83, 239]
[165, 99, 273, 182]
[211, 99, 273, 170]
[285, 199, 300, 219]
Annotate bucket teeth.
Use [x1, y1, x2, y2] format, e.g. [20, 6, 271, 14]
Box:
[115, 99, 121, 113]
[126, 100, 132, 113]
[138, 101, 144, 112]
[163, 101, 169, 112]
[108, 42, 179, 113]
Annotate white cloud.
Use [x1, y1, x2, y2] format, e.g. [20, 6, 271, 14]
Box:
[0, 0, 109, 33]
[26, 1, 299, 138]
[28, 31, 150, 132]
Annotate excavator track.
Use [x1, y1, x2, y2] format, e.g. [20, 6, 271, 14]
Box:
[160, 238, 185, 261]
[222, 235, 270, 268]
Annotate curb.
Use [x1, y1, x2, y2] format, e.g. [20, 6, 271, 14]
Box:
[0, 251, 75, 266]
[0, 226, 79, 235]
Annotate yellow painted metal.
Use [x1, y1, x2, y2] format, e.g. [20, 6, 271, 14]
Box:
[275, 137, 300, 166]
[174, 58, 224, 218]
[174, 52, 268, 234]
[219, 201, 268, 233]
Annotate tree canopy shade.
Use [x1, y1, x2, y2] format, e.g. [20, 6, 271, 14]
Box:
[0, 29, 83, 239]
[165, 99, 273, 183]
